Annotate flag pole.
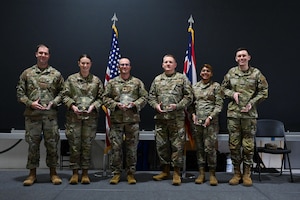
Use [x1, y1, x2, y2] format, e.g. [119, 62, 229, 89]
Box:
[95, 13, 120, 178]
[182, 14, 196, 179]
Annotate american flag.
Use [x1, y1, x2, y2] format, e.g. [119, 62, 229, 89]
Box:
[183, 27, 197, 84]
[105, 25, 121, 85]
[103, 24, 121, 152]
[183, 26, 197, 149]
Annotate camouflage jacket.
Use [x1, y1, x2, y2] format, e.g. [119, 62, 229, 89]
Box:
[62, 72, 104, 114]
[190, 80, 223, 121]
[16, 65, 64, 117]
[148, 72, 193, 120]
[102, 75, 148, 123]
[221, 66, 268, 118]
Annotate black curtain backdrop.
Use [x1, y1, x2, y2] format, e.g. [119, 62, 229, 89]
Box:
[1, 0, 299, 132]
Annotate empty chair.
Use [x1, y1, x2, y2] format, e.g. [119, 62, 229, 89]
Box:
[255, 119, 293, 182]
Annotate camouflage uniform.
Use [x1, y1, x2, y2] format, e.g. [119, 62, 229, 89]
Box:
[221, 66, 268, 166]
[16, 65, 64, 169]
[62, 73, 104, 169]
[190, 81, 223, 169]
[102, 75, 148, 174]
[148, 72, 193, 168]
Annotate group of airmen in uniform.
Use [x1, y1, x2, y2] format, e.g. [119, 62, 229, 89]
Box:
[16, 44, 268, 187]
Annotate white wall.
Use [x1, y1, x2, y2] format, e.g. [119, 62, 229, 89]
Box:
[0, 139, 105, 169]
[1, 138, 296, 170]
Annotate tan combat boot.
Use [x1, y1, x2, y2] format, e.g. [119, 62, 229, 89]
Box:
[81, 169, 90, 184]
[69, 169, 79, 184]
[153, 164, 170, 181]
[50, 167, 62, 185]
[243, 165, 253, 187]
[172, 166, 181, 186]
[110, 173, 121, 184]
[23, 168, 37, 186]
[229, 166, 242, 185]
[195, 167, 205, 184]
[127, 172, 137, 184]
[209, 169, 218, 186]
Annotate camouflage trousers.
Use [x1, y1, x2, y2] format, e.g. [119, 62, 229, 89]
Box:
[109, 122, 139, 174]
[65, 114, 98, 169]
[192, 120, 219, 169]
[227, 118, 256, 166]
[25, 115, 60, 169]
[155, 119, 185, 168]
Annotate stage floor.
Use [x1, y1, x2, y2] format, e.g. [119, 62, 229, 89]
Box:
[0, 169, 299, 200]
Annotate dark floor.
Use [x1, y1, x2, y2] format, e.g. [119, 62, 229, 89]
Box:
[0, 169, 299, 200]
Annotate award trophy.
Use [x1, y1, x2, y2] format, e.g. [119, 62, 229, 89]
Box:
[160, 94, 177, 112]
[120, 94, 134, 109]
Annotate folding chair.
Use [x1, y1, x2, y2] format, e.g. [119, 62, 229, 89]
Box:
[255, 119, 293, 182]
